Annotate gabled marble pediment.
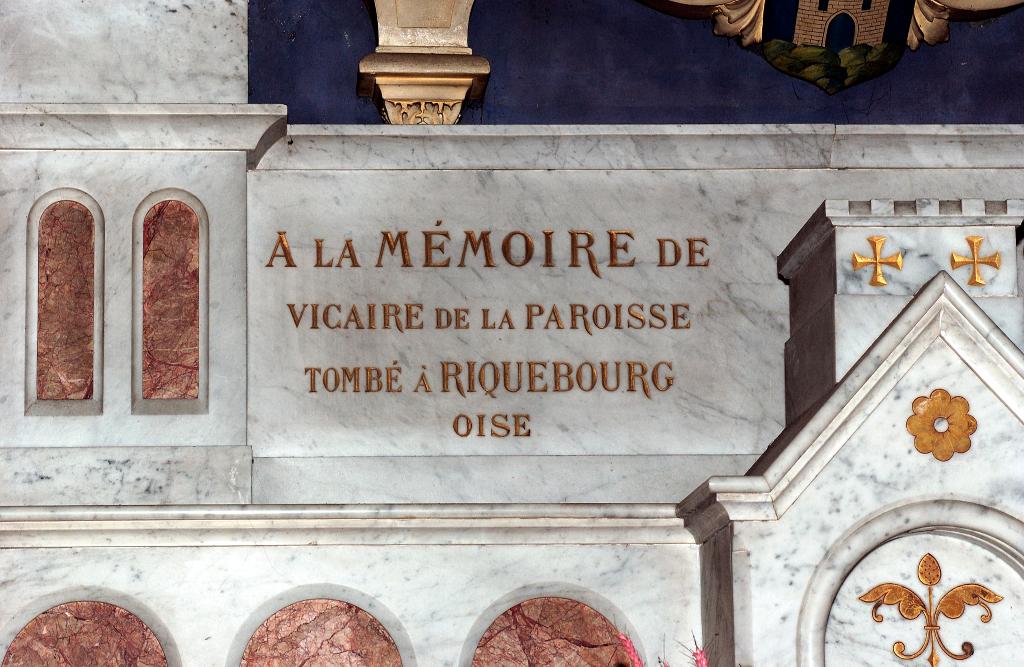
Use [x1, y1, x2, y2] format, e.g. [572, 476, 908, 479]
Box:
[682, 263, 1024, 666]
[680, 271, 1024, 530]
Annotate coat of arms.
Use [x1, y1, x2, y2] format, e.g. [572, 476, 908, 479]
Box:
[642, 0, 1023, 92]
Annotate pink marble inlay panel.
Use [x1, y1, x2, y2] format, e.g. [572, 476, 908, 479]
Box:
[36, 200, 95, 400]
[240, 599, 403, 667]
[1, 601, 168, 667]
[142, 200, 200, 399]
[471, 597, 632, 667]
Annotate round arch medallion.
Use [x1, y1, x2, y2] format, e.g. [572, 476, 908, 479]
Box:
[2, 601, 169, 667]
[240, 598, 403, 666]
[471, 596, 632, 666]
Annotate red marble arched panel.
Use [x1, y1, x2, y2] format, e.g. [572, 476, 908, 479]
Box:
[471, 597, 633, 667]
[36, 200, 95, 400]
[2, 601, 168, 667]
[141, 200, 200, 399]
[240, 598, 403, 667]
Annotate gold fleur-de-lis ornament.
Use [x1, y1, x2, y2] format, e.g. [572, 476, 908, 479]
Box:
[858, 553, 1003, 666]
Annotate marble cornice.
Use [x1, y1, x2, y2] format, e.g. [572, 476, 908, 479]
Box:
[255, 124, 1024, 171]
[0, 104, 287, 167]
[0, 503, 694, 548]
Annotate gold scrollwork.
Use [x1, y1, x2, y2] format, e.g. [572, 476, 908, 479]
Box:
[859, 553, 1003, 667]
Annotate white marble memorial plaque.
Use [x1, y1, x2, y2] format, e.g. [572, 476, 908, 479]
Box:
[247, 167, 790, 459]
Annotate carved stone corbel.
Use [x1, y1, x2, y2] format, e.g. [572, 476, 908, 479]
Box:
[358, 0, 489, 125]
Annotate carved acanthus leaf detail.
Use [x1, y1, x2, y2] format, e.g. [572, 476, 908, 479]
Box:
[383, 99, 464, 125]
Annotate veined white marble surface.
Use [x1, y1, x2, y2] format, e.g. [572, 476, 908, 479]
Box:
[731, 311, 1024, 665]
[0, 1, 247, 104]
[246, 167, 792, 458]
[832, 295, 1024, 378]
[826, 532, 1024, 666]
[0, 150, 246, 447]
[0, 508, 698, 667]
[0, 446, 250, 506]
[247, 163, 1024, 463]
[253, 454, 759, 503]
[836, 225, 1018, 297]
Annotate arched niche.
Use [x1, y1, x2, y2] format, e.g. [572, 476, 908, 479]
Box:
[131, 189, 209, 414]
[25, 189, 104, 416]
[825, 531, 1023, 665]
[797, 500, 1024, 666]
[239, 598, 403, 666]
[469, 596, 634, 667]
[1, 601, 169, 667]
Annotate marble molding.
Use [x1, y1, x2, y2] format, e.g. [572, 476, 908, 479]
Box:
[0, 1, 246, 104]
[252, 454, 760, 504]
[2, 601, 168, 667]
[0, 105, 287, 167]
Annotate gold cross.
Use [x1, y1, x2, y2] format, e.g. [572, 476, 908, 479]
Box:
[852, 236, 904, 287]
[951, 236, 1001, 286]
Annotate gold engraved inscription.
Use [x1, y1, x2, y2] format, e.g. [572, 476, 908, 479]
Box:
[265, 224, 709, 437]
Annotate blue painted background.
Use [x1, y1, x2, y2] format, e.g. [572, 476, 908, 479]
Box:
[248, 0, 1024, 124]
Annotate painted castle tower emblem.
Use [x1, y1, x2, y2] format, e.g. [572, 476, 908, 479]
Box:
[760, 0, 914, 92]
[641, 0, 1023, 94]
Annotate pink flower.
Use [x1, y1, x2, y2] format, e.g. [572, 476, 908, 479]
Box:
[617, 633, 644, 667]
[691, 647, 708, 667]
